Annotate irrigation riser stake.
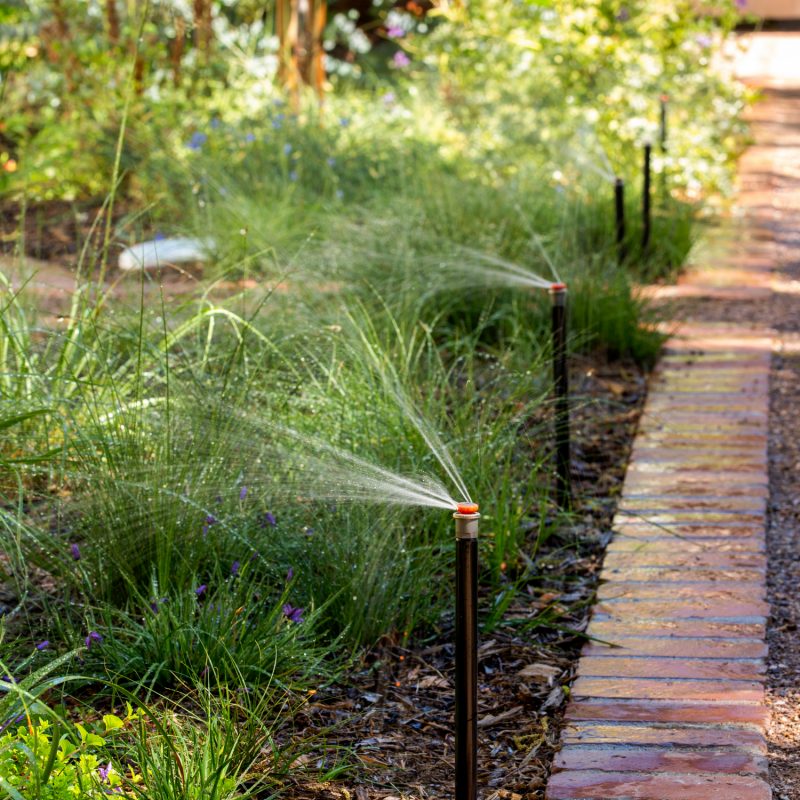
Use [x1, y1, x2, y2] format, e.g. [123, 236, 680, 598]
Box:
[454, 502, 480, 800]
[659, 93, 669, 154]
[642, 142, 652, 253]
[614, 177, 627, 265]
[549, 284, 571, 509]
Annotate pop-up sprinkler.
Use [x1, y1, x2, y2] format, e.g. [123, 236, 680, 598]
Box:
[549, 284, 571, 508]
[614, 177, 626, 264]
[642, 142, 652, 252]
[454, 501, 480, 800]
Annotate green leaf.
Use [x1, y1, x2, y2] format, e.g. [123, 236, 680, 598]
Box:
[103, 714, 124, 732]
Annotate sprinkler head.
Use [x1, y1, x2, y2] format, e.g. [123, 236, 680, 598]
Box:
[549, 282, 567, 294]
[454, 503, 479, 539]
[659, 93, 670, 103]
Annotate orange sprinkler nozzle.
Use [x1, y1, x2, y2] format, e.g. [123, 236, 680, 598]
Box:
[456, 502, 480, 514]
[550, 282, 567, 292]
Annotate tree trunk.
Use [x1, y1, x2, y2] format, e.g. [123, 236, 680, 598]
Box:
[106, 0, 120, 44]
[170, 14, 186, 87]
[276, 0, 327, 105]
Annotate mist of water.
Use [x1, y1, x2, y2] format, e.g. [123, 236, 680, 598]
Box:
[278, 427, 463, 511]
[562, 126, 616, 183]
[431, 246, 560, 292]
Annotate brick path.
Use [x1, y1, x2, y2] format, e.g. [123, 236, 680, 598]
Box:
[543, 36, 792, 800]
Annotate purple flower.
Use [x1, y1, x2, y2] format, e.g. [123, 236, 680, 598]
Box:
[382, 92, 396, 105]
[736, 0, 746, 8]
[339, 117, 350, 128]
[326, 157, 336, 167]
[386, 25, 405, 38]
[231, 560, 240, 577]
[616, 8, 630, 21]
[210, 117, 221, 130]
[282, 603, 304, 624]
[202, 514, 217, 537]
[36, 640, 50, 651]
[98, 763, 112, 782]
[696, 33, 712, 48]
[283, 142, 293, 155]
[286, 567, 294, 582]
[261, 511, 277, 527]
[392, 51, 411, 68]
[154, 231, 166, 241]
[245, 133, 255, 143]
[70, 543, 81, 561]
[187, 132, 208, 151]
[84, 631, 103, 649]
[195, 584, 207, 597]
[239, 486, 248, 500]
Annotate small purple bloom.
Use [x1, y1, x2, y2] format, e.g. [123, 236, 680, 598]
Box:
[98, 763, 112, 782]
[386, 25, 405, 38]
[262, 511, 277, 527]
[36, 640, 50, 651]
[382, 92, 396, 105]
[326, 157, 336, 167]
[84, 631, 103, 649]
[231, 561, 240, 577]
[736, 0, 746, 8]
[696, 33, 712, 48]
[210, 117, 221, 130]
[239, 486, 248, 500]
[283, 142, 293, 155]
[286, 567, 294, 582]
[245, 132, 255, 143]
[154, 231, 166, 241]
[70, 543, 81, 561]
[195, 584, 207, 597]
[187, 132, 208, 151]
[392, 51, 410, 68]
[616, 7, 630, 21]
[282, 603, 304, 623]
[339, 117, 350, 128]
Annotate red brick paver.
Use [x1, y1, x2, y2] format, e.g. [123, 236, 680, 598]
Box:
[546, 202, 775, 800]
[544, 325, 773, 799]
